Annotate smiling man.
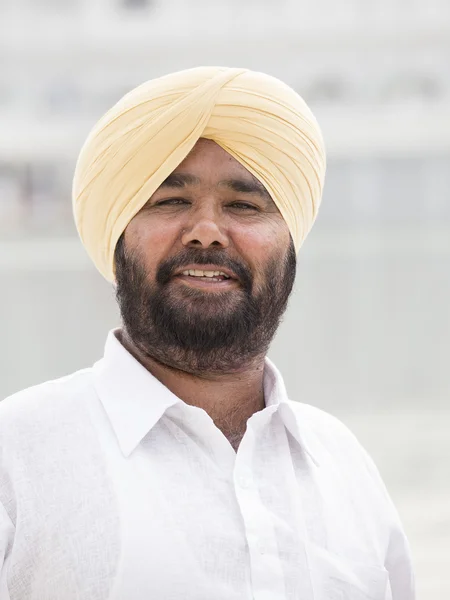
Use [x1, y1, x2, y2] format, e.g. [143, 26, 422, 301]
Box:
[114, 139, 297, 450]
[0, 67, 414, 599]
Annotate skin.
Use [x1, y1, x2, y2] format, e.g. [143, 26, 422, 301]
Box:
[118, 138, 292, 449]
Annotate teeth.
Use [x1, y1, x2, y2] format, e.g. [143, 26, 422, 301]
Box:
[181, 269, 231, 278]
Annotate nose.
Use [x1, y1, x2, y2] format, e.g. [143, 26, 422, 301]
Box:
[181, 207, 229, 249]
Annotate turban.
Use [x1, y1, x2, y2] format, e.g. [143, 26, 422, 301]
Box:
[73, 67, 326, 282]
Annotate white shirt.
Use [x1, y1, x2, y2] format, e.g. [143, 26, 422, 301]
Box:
[0, 329, 415, 600]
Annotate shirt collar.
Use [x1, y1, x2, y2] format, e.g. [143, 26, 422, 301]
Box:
[93, 329, 320, 466]
[93, 329, 181, 457]
[264, 356, 321, 467]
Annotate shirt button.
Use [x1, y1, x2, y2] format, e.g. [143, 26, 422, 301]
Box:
[237, 476, 252, 489]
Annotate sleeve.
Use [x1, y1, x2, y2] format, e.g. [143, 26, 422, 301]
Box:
[0, 500, 14, 600]
[359, 447, 416, 600]
[385, 519, 416, 600]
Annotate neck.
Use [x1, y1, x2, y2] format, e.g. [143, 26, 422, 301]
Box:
[117, 329, 267, 450]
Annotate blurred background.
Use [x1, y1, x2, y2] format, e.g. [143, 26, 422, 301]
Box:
[1, 0, 449, 597]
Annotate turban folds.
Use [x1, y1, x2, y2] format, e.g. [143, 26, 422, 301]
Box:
[72, 67, 326, 282]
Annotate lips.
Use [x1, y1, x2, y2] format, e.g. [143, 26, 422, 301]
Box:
[174, 265, 237, 280]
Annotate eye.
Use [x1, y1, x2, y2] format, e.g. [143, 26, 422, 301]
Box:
[155, 198, 189, 206]
[229, 202, 259, 211]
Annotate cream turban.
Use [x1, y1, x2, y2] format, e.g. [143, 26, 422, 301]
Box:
[73, 67, 326, 282]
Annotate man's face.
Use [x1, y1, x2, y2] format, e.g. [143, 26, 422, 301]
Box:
[115, 138, 296, 374]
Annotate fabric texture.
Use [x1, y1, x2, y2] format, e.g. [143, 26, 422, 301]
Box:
[0, 330, 415, 600]
[72, 67, 326, 281]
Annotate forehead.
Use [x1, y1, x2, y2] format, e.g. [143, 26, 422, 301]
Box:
[179, 139, 267, 187]
[177, 138, 249, 174]
[159, 138, 273, 202]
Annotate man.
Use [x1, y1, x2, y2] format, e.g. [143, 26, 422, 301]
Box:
[0, 67, 414, 599]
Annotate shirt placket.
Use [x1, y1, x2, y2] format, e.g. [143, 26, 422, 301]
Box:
[233, 408, 286, 600]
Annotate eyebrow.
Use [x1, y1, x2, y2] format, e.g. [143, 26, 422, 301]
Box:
[158, 173, 201, 189]
[158, 172, 272, 202]
[218, 178, 272, 201]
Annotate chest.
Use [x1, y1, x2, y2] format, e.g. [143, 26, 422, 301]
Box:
[9, 415, 389, 600]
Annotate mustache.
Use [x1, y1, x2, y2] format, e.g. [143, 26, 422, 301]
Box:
[156, 249, 253, 292]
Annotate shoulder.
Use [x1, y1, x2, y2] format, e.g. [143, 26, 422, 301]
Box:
[286, 399, 360, 444]
[0, 369, 97, 520]
[285, 399, 385, 478]
[0, 368, 95, 443]
[286, 399, 397, 507]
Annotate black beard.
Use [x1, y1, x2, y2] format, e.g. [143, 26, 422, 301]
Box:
[114, 235, 296, 374]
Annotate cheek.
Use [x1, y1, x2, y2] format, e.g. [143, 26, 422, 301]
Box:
[125, 215, 181, 277]
[233, 218, 290, 258]
[232, 219, 291, 284]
